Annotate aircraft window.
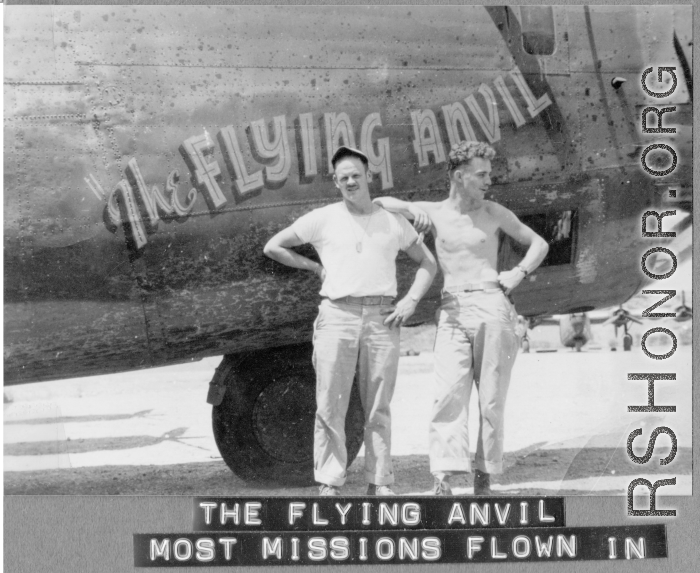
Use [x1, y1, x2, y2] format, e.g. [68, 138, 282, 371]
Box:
[519, 6, 556, 56]
[499, 210, 577, 269]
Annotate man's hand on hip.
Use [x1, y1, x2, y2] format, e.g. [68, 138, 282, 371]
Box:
[314, 264, 326, 281]
[381, 296, 418, 329]
[497, 267, 526, 295]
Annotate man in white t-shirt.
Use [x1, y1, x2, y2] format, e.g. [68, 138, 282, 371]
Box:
[264, 146, 437, 496]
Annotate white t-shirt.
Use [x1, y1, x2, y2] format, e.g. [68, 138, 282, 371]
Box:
[292, 202, 418, 299]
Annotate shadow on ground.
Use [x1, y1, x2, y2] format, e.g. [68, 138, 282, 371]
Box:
[4, 446, 690, 496]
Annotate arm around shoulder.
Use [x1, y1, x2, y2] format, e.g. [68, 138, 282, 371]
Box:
[374, 196, 413, 216]
[375, 197, 434, 233]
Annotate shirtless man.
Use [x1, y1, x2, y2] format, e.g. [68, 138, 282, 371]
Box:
[375, 140, 549, 495]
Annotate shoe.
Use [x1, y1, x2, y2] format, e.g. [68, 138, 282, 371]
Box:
[318, 484, 340, 496]
[433, 477, 453, 496]
[473, 470, 491, 495]
[367, 484, 396, 496]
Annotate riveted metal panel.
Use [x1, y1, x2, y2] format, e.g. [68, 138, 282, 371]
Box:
[5, 121, 107, 247]
[3, 4, 690, 382]
[569, 6, 647, 73]
[4, 6, 63, 81]
[50, 5, 513, 72]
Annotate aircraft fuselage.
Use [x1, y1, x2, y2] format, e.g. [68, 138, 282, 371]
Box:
[4, 5, 691, 383]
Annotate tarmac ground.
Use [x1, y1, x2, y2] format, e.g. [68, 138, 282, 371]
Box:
[4, 322, 691, 498]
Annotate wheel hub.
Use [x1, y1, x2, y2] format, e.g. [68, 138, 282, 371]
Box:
[252, 375, 316, 463]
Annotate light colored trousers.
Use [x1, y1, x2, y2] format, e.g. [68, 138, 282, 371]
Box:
[429, 289, 519, 475]
[312, 298, 399, 487]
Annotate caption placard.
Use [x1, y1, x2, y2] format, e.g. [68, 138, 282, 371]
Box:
[133, 497, 666, 566]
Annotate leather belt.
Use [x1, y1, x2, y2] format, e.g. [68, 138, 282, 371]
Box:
[442, 281, 502, 294]
[330, 295, 395, 306]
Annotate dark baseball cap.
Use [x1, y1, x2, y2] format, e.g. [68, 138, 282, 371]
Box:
[331, 146, 369, 168]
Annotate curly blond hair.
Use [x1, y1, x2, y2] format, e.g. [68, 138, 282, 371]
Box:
[446, 141, 496, 172]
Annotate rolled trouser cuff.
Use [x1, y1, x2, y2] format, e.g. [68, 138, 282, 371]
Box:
[365, 471, 395, 486]
[314, 469, 346, 487]
[430, 457, 471, 474]
[473, 459, 503, 475]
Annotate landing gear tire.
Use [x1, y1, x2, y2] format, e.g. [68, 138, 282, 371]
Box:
[212, 342, 365, 487]
[623, 333, 633, 352]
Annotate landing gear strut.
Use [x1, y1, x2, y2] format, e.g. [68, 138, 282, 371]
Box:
[211, 342, 365, 486]
[521, 333, 530, 353]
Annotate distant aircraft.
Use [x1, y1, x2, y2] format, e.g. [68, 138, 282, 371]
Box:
[673, 291, 693, 322]
[528, 285, 692, 352]
[3, 5, 692, 484]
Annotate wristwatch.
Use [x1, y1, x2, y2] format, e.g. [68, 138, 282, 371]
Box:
[515, 265, 528, 277]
